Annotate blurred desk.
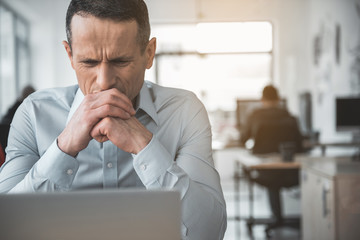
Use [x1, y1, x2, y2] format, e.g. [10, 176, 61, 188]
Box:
[304, 141, 360, 156]
[234, 148, 301, 237]
[236, 150, 301, 169]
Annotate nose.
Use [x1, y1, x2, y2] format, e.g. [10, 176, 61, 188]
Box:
[96, 63, 116, 90]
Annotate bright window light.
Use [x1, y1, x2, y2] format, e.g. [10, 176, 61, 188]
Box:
[147, 21, 274, 111]
[196, 22, 273, 53]
[148, 22, 274, 146]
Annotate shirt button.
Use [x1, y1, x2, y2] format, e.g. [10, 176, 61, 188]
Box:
[107, 162, 113, 168]
[140, 164, 147, 171]
[66, 169, 73, 175]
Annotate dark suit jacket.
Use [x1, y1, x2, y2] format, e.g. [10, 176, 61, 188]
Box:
[240, 106, 303, 154]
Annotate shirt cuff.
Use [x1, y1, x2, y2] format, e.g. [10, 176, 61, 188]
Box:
[132, 135, 173, 186]
[35, 140, 79, 189]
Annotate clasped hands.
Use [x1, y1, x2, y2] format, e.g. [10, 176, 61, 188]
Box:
[58, 88, 152, 157]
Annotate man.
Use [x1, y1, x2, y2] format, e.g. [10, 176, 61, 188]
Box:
[240, 85, 302, 233]
[240, 85, 302, 150]
[0, 0, 226, 239]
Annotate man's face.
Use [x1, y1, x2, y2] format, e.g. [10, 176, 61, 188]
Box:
[64, 15, 156, 102]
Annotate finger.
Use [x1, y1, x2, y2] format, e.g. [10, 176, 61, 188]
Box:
[90, 126, 109, 143]
[93, 135, 109, 143]
[90, 119, 110, 142]
[93, 104, 133, 121]
[87, 89, 136, 115]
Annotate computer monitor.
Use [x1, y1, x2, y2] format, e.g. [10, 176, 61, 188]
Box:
[236, 99, 287, 130]
[336, 97, 360, 132]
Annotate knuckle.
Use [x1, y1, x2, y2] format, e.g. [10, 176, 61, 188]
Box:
[84, 94, 93, 102]
[83, 95, 95, 108]
[110, 88, 119, 94]
[103, 104, 112, 113]
[110, 93, 117, 102]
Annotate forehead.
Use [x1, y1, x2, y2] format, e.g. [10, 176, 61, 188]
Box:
[70, 15, 139, 54]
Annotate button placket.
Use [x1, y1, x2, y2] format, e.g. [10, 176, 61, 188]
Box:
[103, 141, 118, 188]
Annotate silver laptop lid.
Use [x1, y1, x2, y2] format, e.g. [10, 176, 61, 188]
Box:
[0, 189, 181, 240]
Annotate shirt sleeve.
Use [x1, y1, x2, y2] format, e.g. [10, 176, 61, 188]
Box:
[133, 104, 227, 240]
[0, 99, 79, 193]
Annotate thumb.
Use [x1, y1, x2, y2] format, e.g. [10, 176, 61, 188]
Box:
[91, 121, 109, 143]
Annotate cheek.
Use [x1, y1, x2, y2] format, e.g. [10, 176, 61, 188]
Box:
[129, 71, 145, 99]
[75, 67, 96, 95]
[117, 66, 143, 93]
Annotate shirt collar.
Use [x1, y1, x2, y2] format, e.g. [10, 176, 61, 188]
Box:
[135, 81, 159, 126]
[66, 83, 159, 126]
[66, 86, 84, 125]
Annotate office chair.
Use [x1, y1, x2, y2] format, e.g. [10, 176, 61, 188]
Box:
[246, 116, 303, 237]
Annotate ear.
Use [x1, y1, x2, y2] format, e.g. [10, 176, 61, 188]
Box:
[62, 40, 75, 69]
[145, 37, 156, 69]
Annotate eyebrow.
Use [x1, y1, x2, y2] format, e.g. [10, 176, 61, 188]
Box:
[78, 56, 134, 63]
[108, 56, 134, 62]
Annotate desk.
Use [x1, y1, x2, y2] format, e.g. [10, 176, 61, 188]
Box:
[300, 156, 360, 240]
[234, 149, 301, 237]
[304, 141, 360, 156]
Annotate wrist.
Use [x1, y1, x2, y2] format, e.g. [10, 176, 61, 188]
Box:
[133, 132, 153, 154]
[57, 135, 78, 157]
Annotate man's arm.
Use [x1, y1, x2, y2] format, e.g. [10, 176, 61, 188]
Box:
[131, 102, 227, 240]
[0, 97, 77, 193]
[0, 88, 135, 193]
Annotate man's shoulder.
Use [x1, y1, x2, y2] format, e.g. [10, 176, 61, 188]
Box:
[144, 81, 199, 107]
[26, 85, 79, 109]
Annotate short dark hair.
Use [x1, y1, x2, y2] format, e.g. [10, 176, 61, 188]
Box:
[65, 0, 150, 53]
[262, 85, 279, 101]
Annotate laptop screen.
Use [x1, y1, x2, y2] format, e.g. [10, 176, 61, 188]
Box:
[0, 189, 181, 240]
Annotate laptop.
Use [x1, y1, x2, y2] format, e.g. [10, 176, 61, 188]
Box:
[0, 189, 181, 240]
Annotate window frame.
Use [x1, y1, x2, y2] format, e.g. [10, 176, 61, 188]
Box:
[0, 2, 31, 117]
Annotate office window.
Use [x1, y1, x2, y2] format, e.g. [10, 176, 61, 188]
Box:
[0, 4, 31, 117]
[145, 22, 273, 146]
[147, 22, 273, 111]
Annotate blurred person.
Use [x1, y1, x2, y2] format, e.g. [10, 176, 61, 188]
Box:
[240, 85, 300, 147]
[0, 85, 35, 155]
[0, 0, 226, 239]
[240, 85, 302, 231]
[0, 85, 35, 125]
[0, 143, 4, 166]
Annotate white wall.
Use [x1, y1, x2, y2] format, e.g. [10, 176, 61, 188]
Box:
[3, 0, 75, 90]
[307, 0, 360, 141]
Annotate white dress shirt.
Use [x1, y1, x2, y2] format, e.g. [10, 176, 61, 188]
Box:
[0, 81, 226, 239]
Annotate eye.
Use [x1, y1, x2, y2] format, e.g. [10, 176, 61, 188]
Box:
[81, 59, 99, 66]
[111, 59, 130, 67]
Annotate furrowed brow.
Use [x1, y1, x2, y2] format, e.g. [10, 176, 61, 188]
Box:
[108, 56, 134, 62]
